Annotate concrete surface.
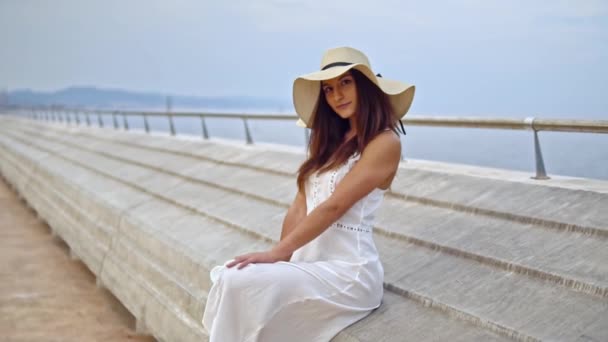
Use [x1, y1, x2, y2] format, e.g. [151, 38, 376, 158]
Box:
[1, 115, 607, 342]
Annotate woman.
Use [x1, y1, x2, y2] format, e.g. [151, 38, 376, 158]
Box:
[202, 46, 415, 341]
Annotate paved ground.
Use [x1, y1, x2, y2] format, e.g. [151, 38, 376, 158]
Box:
[0, 176, 155, 342]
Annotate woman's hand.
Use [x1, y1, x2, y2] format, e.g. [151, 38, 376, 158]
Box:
[226, 248, 291, 270]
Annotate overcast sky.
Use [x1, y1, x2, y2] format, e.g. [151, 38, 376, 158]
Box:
[1, 0, 607, 118]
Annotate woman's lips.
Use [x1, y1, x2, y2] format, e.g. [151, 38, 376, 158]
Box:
[337, 102, 351, 110]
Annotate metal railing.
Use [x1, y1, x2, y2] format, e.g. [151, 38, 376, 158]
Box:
[3, 107, 608, 180]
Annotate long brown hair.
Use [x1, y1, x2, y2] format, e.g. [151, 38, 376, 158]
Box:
[296, 68, 398, 192]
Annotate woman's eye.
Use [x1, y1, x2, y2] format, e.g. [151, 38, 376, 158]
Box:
[323, 87, 332, 93]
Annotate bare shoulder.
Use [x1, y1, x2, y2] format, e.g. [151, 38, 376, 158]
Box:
[361, 130, 401, 162]
[326, 130, 401, 210]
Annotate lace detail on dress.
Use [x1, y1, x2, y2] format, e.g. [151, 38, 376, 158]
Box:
[325, 153, 369, 233]
[312, 171, 321, 208]
[312, 153, 360, 208]
[331, 221, 372, 233]
[329, 153, 360, 194]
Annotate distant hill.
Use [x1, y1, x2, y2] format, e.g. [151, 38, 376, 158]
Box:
[4, 86, 292, 112]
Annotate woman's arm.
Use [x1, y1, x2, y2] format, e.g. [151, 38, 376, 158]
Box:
[227, 131, 401, 269]
[278, 189, 307, 259]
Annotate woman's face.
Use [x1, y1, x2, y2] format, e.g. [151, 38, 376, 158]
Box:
[321, 71, 358, 120]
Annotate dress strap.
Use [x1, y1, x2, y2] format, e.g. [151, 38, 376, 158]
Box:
[382, 125, 406, 135]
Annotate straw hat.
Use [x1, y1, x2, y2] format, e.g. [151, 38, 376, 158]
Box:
[293, 46, 415, 128]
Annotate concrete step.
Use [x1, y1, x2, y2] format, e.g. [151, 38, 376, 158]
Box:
[4, 122, 608, 340]
[1, 127, 515, 342]
[14, 123, 299, 205]
[390, 167, 608, 237]
[2, 128, 290, 243]
[338, 289, 512, 342]
[375, 199, 608, 297]
[0, 117, 516, 341]
[7, 124, 607, 299]
[377, 233, 607, 341]
[67, 122, 305, 176]
[31, 119, 608, 238]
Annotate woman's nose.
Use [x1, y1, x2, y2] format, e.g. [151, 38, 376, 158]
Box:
[333, 87, 344, 101]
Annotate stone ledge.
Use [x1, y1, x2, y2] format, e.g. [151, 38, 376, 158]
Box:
[1, 117, 607, 341]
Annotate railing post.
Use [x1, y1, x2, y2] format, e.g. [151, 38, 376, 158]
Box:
[97, 112, 104, 127]
[112, 112, 119, 129]
[200, 115, 209, 139]
[75, 111, 81, 125]
[85, 111, 91, 126]
[532, 130, 550, 180]
[525, 117, 550, 180]
[168, 113, 176, 136]
[143, 113, 150, 133]
[243, 118, 253, 144]
[122, 112, 129, 130]
[66, 111, 72, 124]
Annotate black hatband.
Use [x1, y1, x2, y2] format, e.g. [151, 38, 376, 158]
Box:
[321, 62, 353, 70]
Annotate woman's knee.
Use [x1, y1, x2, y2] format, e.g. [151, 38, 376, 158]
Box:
[220, 266, 255, 291]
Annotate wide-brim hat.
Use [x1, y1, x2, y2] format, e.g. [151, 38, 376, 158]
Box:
[293, 46, 415, 128]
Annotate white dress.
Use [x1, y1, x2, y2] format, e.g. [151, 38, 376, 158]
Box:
[202, 152, 386, 342]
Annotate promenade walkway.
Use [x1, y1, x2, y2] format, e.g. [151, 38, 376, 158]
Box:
[1, 115, 607, 341]
[0, 176, 155, 342]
